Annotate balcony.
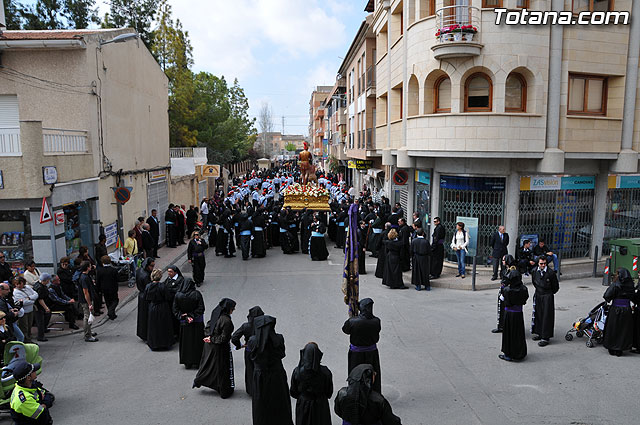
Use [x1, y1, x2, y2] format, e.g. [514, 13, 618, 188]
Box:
[366, 128, 375, 151]
[170, 147, 208, 159]
[42, 128, 89, 155]
[431, 5, 483, 60]
[366, 66, 376, 98]
[0, 128, 21, 156]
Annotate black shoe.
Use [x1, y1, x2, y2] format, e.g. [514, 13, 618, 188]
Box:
[37, 338, 48, 342]
[455, 274, 461, 277]
[109, 315, 117, 320]
[491, 328, 503, 334]
[92, 332, 97, 337]
[538, 340, 549, 347]
[415, 285, 422, 291]
[85, 337, 99, 342]
[425, 286, 431, 291]
[491, 277, 498, 281]
[69, 323, 79, 330]
[498, 354, 513, 362]
[532, 335, 541, 341]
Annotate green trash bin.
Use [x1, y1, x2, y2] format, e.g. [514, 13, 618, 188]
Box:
[608, 238, 640, 281]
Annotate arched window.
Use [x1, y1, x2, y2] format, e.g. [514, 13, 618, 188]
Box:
[434, 76, 451, 113]
[505, 73, 526, 112]
[464, 73, 492, 112]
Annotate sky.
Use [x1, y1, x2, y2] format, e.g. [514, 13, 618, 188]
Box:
[99, 0, 370, 137]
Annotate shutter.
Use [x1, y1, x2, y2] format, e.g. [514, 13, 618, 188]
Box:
[0, 95, 20, 128]
[198, 181, 207, 202]
[400, 187, 408, 219]
[147, 181, 169, 244]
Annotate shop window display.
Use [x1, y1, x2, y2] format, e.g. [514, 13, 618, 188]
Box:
[0, 211, 32, 275]
[63, 202, 93, 257]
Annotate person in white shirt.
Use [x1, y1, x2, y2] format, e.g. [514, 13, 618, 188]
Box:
[450, 222, 469, 278]
[200, 199, 209, 227]
[13, 276, 38, 342]
[22, 261, 40, 287]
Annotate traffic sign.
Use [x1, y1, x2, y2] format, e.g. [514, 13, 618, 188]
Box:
[39, 197, 52, 224]
[54, 211, 64, 225]
[392, 170, 409, 185]
[112, 186, 132, 204]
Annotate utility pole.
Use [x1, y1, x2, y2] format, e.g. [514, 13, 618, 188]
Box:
[282, 116, 285, 135]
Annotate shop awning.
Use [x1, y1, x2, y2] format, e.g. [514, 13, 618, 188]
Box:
[367, 168, 383, 178]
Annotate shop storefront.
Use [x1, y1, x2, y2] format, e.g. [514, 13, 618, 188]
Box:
[147, 171, 169, 244]
[603, 175, 640, 254]
[0, 210, 31, 275]
[519, 176, 595, 259]
[439, 175, 506, 265]
[62, 201, 94, 258]
[391, 169, 409, 219]
[414, 170, 431, 233]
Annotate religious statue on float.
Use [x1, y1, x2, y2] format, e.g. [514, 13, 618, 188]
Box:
[299, 142, 314, 186]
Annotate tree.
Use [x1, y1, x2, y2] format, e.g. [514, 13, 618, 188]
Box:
[3, 0, 23, 29]
[258, 102, 274, 158]
[63, 0, 98, 29]
[103, 0, 159, 47]
[285, 142, 297, 152]
[20, 0, 65, 30]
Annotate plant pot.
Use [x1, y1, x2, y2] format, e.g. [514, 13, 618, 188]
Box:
[453, 33, 463, 42]
[443, 34, 453, 42]
[463, 33, 475, 41]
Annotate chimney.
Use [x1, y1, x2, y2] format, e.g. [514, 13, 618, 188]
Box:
[0, 0, 6, 35]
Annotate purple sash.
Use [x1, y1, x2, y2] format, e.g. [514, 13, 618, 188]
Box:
[505, 306, 523, 313]
[612, 299, 630, 308]
[349, 344, 377, 353]
[180, 315, 204, 324]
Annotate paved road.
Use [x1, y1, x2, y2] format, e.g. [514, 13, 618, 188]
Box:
[4, 244, 637, 425]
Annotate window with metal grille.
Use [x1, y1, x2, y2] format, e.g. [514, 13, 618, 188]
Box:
[603, 188, 640, 254]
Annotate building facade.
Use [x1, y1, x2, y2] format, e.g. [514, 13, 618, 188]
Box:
[309, 86, 332, 167]
[370, 0, 640, 265]
[0, 29, 169, 273]
[324, 77, 348, 167]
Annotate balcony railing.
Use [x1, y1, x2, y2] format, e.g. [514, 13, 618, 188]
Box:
[366, 128, 374, 150]
[432, 5, 483, 59]
[366, 66, 376, 90]
[43, 128, 88, 155]
[0, 128, 22, 156]
[170, 147, 208, 159]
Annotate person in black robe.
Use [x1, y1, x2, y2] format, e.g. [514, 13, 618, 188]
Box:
[165, 265, 184, 339]
[493, 255, 515, 334]
[187, 231, 208, 286]
[531, 256, 559, 347]
[335, 206, 348, 249]
[358, 221, 368, 275]
[186, 206, 198, 238]
[251, 209, 267, 258]
[334, 364, 401, 425]
[165, 204, 177, 248]
[280, 209, 296, 255]
[368, 212, 384, 257]
[248, 315, 293, 425]
[382, 230, 405, 290]
[176, 206, 186, 245]
[145, 269, 175, 351]
[231, 306, 265, 396]
[309, 214, 329, 261]
[136, 258, 154, 341]
[397, 219, 411, 272]
[300, 209, 314, 255]
[603, 268, 635, 356]
[173, 277, 205, 369]
[217, 209, 236, 258]
[238, 212, 253, 260]
[207, 210, 219, 251]
[410, 228, 431, 291]
[430, 217, 446, 279]
[499, 268, 529, 362]
[269, 208, 281, 248]
[342, 298, 382, 393]
[288, 208, 300, 253]
[290, 342, 333, 425]
[193, 298, 236, 398]
[327, 209, 337, 242]
[375, 224, 390, 279]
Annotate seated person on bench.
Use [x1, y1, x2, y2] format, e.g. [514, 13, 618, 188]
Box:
[533, 239, 560, 273]
[517, 239, 536, 276]
[46, 275, 79, 330]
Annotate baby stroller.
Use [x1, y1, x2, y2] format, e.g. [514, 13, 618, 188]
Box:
[565, 301, 608, 348]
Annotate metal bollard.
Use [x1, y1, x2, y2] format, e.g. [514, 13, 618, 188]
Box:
[471, 256, 477, 291]
[592, 245, 599, 278]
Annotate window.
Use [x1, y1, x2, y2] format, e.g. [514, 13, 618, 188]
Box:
[464, 73, 492, 112]
[419, 0, 436, 19]
[505, 73, 526, 112]
[568, 74, 607, 115]
[434, 76, 451, 113]
[572, 0, 613, 13]
[517, 0, 529, 8]
[482, 0, 503, 7]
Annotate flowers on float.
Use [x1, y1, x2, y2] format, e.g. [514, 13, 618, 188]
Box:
[282, 183, 330, 198]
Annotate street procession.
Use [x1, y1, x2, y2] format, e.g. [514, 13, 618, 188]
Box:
[2, 0, 640, 424]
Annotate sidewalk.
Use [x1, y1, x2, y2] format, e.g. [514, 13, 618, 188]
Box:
[47, 244, 189, 339]
[403, 257, 607, 291]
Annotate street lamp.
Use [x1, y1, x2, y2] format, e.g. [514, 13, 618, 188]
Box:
[99, 33, 139, 46]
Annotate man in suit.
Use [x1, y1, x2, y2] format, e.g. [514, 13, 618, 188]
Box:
[141, 224, 155, 259]
[430, 217, 446, 279]
[490, 225, 509, 281]
[146, 209, 160, 258]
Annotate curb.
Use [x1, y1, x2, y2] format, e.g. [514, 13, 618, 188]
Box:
[48, 249, 190, 339]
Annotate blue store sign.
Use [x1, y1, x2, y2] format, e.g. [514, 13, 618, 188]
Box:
[440, 175, 505, 191]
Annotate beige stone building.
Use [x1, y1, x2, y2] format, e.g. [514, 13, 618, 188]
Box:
[0, 29, 169, 273]
[369, 0, 640, 264]
[309, 86, 332, 165]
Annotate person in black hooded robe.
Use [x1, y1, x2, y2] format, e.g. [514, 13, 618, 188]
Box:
[492, 255, 515, 334]
[145, 269, 175, 351]
[410, 228, 431, 291]
[290, 342, 333, 425]
[358, 221, 368, 275]
[603, 268, 635, 356]
[165, 264, 184, 339]
[531, 256, 559, 347]
[309, 213, 329, 261]
[334, 205, 348, 249]
[136, 258, 154, 341]
[188, 231, 208, 286]
[193, 298, 236, 398]
[252, 209, 267, 258]
[231, 306, 264, 396]
[342, 298, 382, 393]
[334, 364, 401, 425]
[300, 209, 314, 255]
[248, 315, 293, 425]
[173, 277, 205, 369]
[375, 224, 390, 279]
[382, 229, 405, 289]
[280, 209, 296, 255]
[269, 207, 281, 248]
[499, 267, 529, 362]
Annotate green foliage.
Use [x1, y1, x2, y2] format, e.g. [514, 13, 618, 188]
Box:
[285, 143, 297, 152]
[102, 0, 158, 47]
[327, 155, 344, 174]
[8, 0, 97, 29]
[3, 0, 23, 29]
[63, 0, 99, 29]
[19, 0, 65, 29]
